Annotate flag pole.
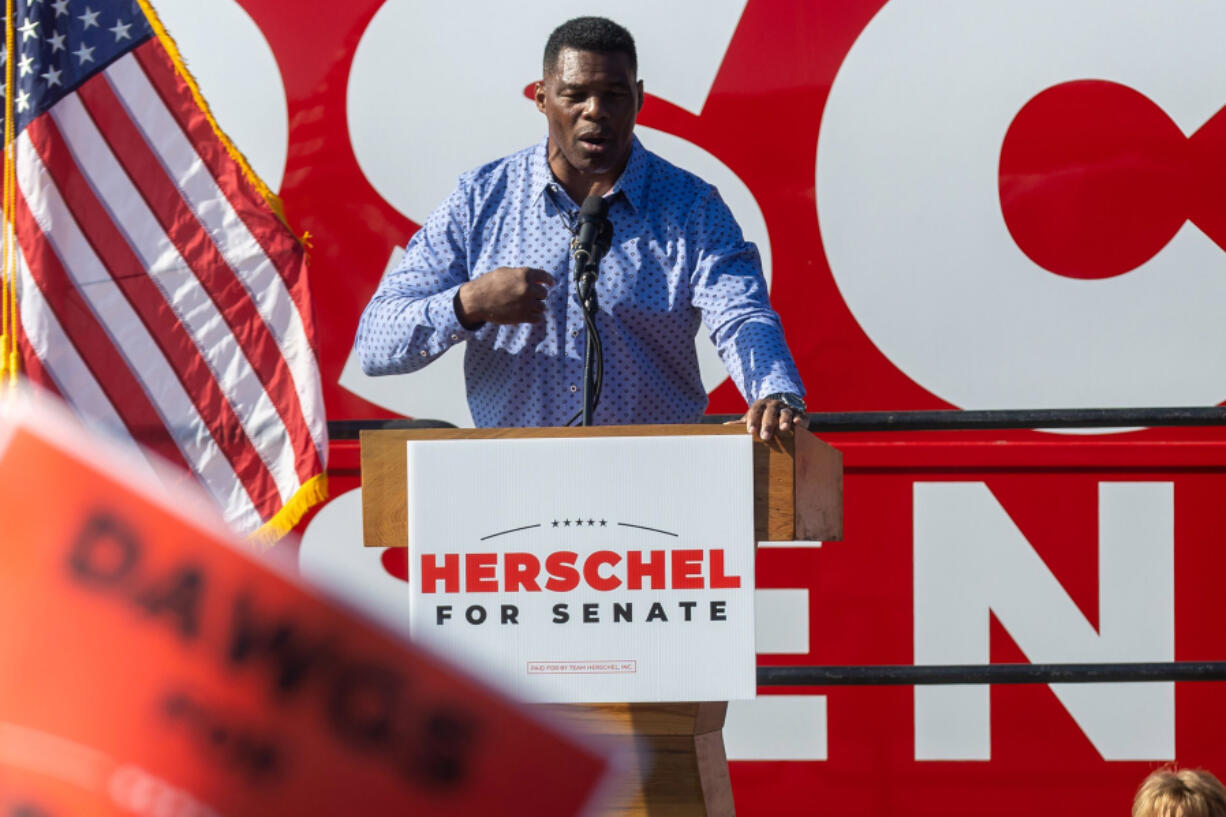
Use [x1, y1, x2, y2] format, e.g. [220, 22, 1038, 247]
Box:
[1, 0, 17, 388]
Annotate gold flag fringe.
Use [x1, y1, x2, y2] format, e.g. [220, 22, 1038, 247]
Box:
[248, 473, 329, 548]
[132, 0, 302, 238]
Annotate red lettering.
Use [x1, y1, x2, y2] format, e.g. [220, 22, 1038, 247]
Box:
[420, 553, 459, 594]
[708, 549, 741, 589]
[504, 552, 542, 592]
[583, 551, 622, 591]
[545, 551, 580, 592]
[465, 552, 498, 592]
[627, 550, 666, 590]
[672, 549, 704, 590]
[424, 549, 735, 594]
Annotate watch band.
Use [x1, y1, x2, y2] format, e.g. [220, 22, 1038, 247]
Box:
[764, 392, 807, 414]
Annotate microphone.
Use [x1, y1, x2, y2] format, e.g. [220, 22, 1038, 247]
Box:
[570, 195, 609, 428]
[572, 195, 611, 268]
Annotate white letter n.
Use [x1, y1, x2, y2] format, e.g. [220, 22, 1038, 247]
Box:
[913, 482, 1173, 761]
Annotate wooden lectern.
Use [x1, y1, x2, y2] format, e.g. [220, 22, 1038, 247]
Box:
[360, 424, 842, 816]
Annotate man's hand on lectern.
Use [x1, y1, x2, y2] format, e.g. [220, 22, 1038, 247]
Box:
[456, 267, 556, 327]
[737, 394, 809, 441]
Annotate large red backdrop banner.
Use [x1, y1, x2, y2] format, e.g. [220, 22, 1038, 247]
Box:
[158, 1, 1226, 814]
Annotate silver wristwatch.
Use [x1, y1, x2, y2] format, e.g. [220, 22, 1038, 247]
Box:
[764, 392, 807, 414]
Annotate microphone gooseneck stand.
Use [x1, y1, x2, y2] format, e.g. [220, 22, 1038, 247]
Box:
[576, 257, 603, 426]
[570, 196, 612, 426]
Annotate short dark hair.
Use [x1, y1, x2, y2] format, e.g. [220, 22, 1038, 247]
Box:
[543, 17, 637, 76]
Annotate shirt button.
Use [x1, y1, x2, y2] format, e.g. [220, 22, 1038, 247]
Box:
[450, 333, 459, 341]
[419, 350, 428, 357]
[569, 385, 578, 393]
[571, 329, 579, 337]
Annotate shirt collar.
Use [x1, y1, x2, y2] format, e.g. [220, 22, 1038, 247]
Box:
[529, 138, 556, 207]
[529, 135, 647, 214]
[605, 136, 646, 214]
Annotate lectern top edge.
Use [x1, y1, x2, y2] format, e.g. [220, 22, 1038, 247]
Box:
[358, 424, 842, 548]
[358, 423, 749, 443]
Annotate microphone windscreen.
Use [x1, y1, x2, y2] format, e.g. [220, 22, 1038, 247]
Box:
[580, 195, 608, 221]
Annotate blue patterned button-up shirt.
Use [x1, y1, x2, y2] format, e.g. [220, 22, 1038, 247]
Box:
[355, 137, 804, 427]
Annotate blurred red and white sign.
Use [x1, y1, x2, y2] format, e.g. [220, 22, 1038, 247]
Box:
[0, 391, 613, 817]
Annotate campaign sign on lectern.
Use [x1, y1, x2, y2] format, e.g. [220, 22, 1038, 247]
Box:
[406, 434, 756, 703]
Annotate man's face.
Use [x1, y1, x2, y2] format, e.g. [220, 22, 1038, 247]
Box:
[535, 48, 644, 181]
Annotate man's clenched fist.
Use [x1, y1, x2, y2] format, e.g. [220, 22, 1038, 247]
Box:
[456, 267, 556, 327]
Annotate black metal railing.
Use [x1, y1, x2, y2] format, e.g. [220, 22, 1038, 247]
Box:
[709, 406, 1226, 431]
[328, 406, 1226, 439]
[757, 662, 1226, 687]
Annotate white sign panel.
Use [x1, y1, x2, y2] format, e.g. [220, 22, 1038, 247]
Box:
[406, 434, 756, 703]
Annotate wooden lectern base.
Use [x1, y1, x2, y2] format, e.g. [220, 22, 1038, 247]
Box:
[537, 701, 734, 816]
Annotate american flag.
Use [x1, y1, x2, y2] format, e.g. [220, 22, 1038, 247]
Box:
[1, 0, 328, 539]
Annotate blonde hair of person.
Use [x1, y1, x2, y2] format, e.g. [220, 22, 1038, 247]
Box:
[1133, 768, 1226, 817]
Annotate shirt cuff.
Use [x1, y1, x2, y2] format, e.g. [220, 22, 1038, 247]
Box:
[452, 287, 486, 331]
[425, 283, 477, 345]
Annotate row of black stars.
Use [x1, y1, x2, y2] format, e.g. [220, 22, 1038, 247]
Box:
[551, 519, 607, 527]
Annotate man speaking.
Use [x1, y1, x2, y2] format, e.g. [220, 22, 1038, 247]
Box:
[355, 16, 806, 440]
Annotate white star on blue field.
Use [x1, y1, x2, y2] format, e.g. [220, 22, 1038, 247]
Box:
[1, 0, 152, 133]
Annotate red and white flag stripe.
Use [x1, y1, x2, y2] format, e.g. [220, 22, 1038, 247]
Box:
[15, 249, 164, 489]
[13, 38, 327, 537]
